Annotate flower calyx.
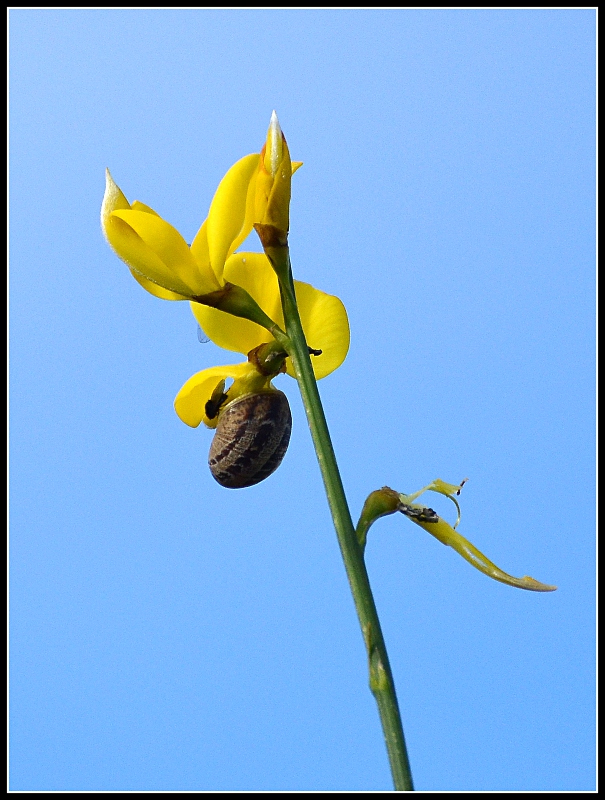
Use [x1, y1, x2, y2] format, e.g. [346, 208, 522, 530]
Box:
[247, 341, 289, 377]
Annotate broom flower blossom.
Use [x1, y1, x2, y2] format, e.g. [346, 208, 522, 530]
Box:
[101, 113, 349, 429]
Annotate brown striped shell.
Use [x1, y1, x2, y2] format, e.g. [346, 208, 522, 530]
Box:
[208, 390, 292, 489]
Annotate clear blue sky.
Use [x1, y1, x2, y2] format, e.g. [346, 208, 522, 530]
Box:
[10, 9, 595, 791]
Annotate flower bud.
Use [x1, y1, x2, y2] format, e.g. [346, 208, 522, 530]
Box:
[255, 111, 293, 233]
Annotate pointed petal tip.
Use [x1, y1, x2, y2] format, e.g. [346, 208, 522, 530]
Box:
[103, 168, 121, 198]
[268, 110, 282, 139]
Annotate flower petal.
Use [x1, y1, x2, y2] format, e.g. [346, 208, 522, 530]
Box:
[207, 154, 260, 280]
[111, 209, 219, 297]
[192, 257, 349, 379]
[128, 268, 189, 301]
[287, 281, 350, 379]
[191, 252, 282, 355]
[101, 169, 131, 221]
[102, 171, 219, 298]
[103, 171, 185, 297]
[190, 219, 211, 276]
[130, 200, 160, 215]
[255, 131, 292, 231]
[104, 212, 195, 297]
[174, 362, 250, 428]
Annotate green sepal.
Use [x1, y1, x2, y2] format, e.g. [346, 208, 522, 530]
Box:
[356, 487, 401, 551]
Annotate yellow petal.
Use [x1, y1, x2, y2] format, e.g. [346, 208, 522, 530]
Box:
[111, 209, 220, 297]
[128, 268, 189, 301]
[101, 169, 131, 224]
[264, 134, 292, 232]
[191, 252, 282, 355]
[263, 111, 284, 177]
[103, 171, 187, 298]
[104, 212, 194, 297]
[286, 281, 350, 379]
[130, 200, 160, 215]
[190, 219, 211, 276]
[174, 362, 250, 428]
[193, 258, 349, 379]
[207, 154, 260, 281]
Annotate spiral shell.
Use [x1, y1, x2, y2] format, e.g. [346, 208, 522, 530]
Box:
[208, 390, 292, 489]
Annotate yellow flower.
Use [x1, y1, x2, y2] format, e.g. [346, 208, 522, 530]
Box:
[101, 119, 349, 429]
[101, 116, 300, 303]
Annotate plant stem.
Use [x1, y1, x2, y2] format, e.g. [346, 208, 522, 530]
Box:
[278, 255, 414, 792]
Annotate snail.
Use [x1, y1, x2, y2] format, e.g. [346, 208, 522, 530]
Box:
[207, 389, 292, 489]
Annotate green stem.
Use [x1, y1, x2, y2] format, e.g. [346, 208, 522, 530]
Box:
[277, 251, 414, 791]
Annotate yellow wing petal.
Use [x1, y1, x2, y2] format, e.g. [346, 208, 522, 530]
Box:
[207, 154, 260, 281]
[287, 281, 350, 380]
[130, 200, 160, 215]
[192, 252, 282, 355]
[111, 209, 220, 297]
[174, 362, 250, 428]
[190, 218, 211, 278]
[128, 268, 189, 301]
[104, 213, 195, 297]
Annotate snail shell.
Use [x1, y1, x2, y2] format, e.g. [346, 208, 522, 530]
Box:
[208, 390, 292, 489]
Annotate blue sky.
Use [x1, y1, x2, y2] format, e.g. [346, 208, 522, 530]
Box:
[10, 9, 595, 791]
